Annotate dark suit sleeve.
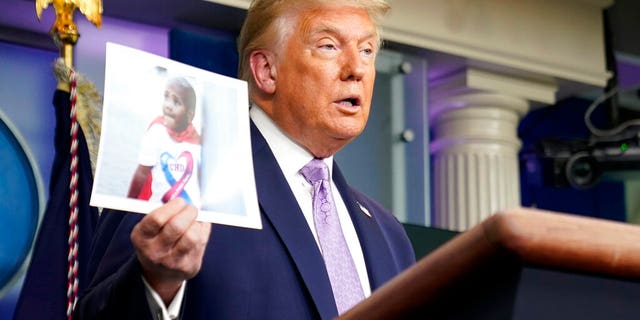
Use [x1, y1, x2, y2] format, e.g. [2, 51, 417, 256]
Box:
[375, 207, 416, 269]
[73, 210, 154, 320]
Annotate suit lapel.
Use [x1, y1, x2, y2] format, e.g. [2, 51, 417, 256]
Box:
[332, 163, 398, 290]
[250, 122, 338, 319]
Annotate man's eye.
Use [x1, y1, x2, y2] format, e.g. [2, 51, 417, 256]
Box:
[362, 48, 374, 56]
[320, 44, 336, 50]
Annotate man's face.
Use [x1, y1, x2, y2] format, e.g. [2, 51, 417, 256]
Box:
[270, 6, 378, 157]
[162, 81, 193, 132]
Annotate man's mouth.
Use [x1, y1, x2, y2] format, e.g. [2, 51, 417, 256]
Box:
[336, 96, 361, 108]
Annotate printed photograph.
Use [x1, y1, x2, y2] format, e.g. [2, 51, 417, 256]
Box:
[91, 43, 261, 229]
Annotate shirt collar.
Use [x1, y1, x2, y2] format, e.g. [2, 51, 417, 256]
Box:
[249, 104, 334, 178]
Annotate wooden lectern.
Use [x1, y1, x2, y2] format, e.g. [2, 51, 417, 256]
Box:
[339, 207, 640, 319]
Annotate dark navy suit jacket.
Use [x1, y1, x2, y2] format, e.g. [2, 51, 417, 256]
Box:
[74, 122, 415, 319]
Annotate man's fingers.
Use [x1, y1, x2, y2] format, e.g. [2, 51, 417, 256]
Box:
[170, 221, 212, 278]
[172, 221, 211, 256]
[136, 197, 189, 237]
[156, 204, 199, 247]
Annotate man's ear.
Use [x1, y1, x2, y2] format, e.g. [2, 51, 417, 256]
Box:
[249, 50, 277, 94]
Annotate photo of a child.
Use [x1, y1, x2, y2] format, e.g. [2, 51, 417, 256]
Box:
[91, 43, 261, 229]
[127, 77, 201, 206]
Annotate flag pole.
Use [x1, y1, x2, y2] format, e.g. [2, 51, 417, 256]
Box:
[34, 1, 102, 318]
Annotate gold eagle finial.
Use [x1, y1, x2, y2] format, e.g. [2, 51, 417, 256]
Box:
[35, 0, 102, 67]
[36, 0, 102, 27]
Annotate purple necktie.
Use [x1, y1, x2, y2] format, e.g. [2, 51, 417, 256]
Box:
[300, 158, 365, 314]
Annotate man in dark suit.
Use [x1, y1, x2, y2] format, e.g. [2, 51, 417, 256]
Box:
[75, 0, 415, 319]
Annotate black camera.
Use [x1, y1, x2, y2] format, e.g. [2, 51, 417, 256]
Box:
[522, 130, 640, 189]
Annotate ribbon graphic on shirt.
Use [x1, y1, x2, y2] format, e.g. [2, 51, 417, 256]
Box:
[159, 151, 194, 203]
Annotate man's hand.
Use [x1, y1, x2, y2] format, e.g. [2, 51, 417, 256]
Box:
[131, 198, 211, 305]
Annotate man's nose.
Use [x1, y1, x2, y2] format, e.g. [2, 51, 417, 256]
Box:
[340, 47, 367, 81]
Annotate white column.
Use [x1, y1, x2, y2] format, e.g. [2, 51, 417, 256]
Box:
[429, 68, 557, 231]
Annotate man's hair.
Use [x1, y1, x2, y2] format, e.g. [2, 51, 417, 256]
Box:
[237, 0, 390, 89]
[168, 77, 197, 114]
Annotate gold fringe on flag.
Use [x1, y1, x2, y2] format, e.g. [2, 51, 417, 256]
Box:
[53, 58, 102, 174]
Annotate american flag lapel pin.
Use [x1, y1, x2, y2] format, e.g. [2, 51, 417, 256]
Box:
[356, 201, 372, 218]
